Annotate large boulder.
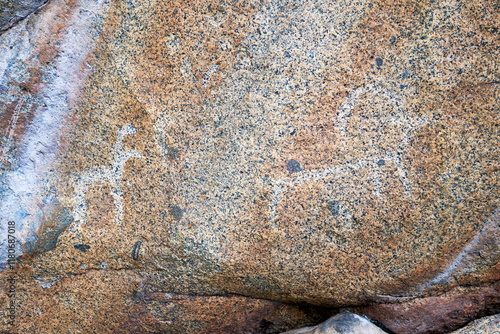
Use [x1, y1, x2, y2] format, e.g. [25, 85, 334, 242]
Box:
[0, 0, 499, 332]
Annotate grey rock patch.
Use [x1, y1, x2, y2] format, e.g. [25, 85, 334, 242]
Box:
[451, 314, 500, 334]
[27, 198, 74, 255]
[0, 0, 49, 32]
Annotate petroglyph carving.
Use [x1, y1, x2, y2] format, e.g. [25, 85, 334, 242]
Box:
[269, 86, 431, 226]
[72, 124, 143, 230]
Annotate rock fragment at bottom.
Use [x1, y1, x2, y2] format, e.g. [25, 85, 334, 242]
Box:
[282, 311, 387, 334]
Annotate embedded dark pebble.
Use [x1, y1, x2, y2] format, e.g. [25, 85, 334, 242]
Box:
[74, 244, 90, 252]
[287, 159, 303, 173]
[132, 241, 142, 260]
[169, 205, 184, 221]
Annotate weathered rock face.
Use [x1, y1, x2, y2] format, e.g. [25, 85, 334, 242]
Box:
[0, 0, 499, 332]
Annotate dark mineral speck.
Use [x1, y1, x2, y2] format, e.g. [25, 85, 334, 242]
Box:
[167, 146, 180, 160]
[132, 241, 142, 260]
[74, 244, 90, 252]
[378, 159, 385, 167]
[328, 200, 340, 216]
[375, 57, 383, 67]
[169, 205, 184, 221]
[286, 159, 302, 173]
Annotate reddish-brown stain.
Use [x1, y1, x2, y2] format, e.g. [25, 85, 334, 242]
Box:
[355, 282, 500, 334]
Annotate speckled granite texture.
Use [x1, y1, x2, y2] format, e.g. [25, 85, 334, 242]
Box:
[451, 314, 500, 334]
[0, 0, 499, 333]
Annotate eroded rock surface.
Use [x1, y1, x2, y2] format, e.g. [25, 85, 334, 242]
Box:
[0, 0, 499, 332]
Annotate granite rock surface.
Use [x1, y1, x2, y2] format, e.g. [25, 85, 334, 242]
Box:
[450, 313, 500, 334]
[0, 0, 499, 332]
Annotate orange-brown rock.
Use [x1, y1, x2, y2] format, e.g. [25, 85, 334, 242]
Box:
[0, 0, 499, 332]
[0, 266, 330, 333]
